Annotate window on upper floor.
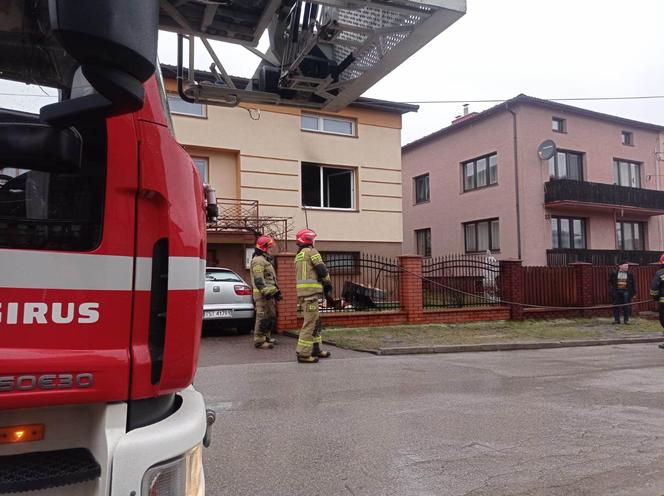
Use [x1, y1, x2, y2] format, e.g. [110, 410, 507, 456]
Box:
[548, 150, 584, 180]
[302, 162, 355, 209]
[464, 218, 500, 253]
[551, 216, 586, 249]
[414, 174, 430, 204]
[616, 221, 645, 250]
[613, 160, 641, 188]
[621, 131, 634, 146]
[192, 157, 209, 183]
[415, 228, 431, 257]
[552, 117, 566, 133]
[167, 93, 206, 117]
[462, 153, 497, 192]
[301, 113, 355, 136]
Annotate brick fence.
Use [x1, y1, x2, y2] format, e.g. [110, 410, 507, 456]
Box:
[274, 253, 509, 331]
[271, 253, 661, 331]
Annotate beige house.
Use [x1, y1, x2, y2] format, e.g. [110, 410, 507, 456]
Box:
[162, 65, 416, 277]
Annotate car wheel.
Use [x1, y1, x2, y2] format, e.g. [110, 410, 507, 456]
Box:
[236, 319, 254, 334]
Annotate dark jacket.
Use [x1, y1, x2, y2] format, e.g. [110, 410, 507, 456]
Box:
[609, 270, 635, 299]
[650, 267, 664, 302]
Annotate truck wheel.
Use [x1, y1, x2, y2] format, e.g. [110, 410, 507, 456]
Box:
[237, 320, 254, 334]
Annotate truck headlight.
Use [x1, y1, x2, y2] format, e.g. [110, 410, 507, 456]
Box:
[142, 444, 203, 496]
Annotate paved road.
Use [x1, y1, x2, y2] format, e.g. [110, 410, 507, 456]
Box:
[196, 333, 664, 495]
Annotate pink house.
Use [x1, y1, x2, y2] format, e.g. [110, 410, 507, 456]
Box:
[402, 95, 664, 266]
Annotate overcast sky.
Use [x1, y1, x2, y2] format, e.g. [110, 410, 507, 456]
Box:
[158, 0, 664, 145]
[3, 0, 663, 146]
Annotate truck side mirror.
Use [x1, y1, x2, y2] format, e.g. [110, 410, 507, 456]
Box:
[40, 0, 159, 126]
[0, 123, 82, 174]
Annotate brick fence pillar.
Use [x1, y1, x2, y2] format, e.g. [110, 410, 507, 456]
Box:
[399, 255, 424, 323]
[570, 262, 593, 317]
[499, 259, 524, 320]
[275, 253, 298, 332]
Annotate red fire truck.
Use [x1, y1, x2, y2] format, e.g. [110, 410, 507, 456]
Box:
[0, 1, 464, 494]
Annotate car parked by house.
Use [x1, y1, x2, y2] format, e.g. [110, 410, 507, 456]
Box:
[203, 267, 255, 333]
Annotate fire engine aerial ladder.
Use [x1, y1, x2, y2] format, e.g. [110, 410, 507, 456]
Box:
[0, 1, 464, 495]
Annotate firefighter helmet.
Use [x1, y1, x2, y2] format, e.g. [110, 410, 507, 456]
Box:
[295, 228, 317, 246]
[256, 235, 274, 252]
[660, 253, 664, 264]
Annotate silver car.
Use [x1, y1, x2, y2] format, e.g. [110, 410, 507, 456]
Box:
[203, 267, 255, 333]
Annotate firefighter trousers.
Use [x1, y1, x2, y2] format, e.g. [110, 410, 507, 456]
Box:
[296, 296, 322, 357]
[253, 297, 276, 345]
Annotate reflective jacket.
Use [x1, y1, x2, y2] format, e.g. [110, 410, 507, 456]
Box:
[250, 252, 278, 300]
[650, 267, 664, 303]
[295, 246, 331, 297]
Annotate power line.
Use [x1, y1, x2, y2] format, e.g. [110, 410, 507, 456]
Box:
[398, 95, 664, 104]
[2, 92, 664, 106]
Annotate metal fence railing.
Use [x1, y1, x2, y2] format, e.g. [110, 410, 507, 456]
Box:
[321, 253, 401, 313]
[422, 253, 500, 308]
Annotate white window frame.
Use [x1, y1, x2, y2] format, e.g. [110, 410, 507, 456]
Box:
[415, 228, 432, 257]
[191, 157, 209, 183]
[621, 131, 634, 146]
[301, 162, 356, 210]
[552, 117, 566, 133]
[301, 113, 356, 137]
[414, 174, 430, 204]
[167, 93, 206, 118]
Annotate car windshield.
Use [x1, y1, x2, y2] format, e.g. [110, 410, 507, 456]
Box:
[206, 270, 242, 282]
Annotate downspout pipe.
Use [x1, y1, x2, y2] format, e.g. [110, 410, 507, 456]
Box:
[506, 104, 523, 260]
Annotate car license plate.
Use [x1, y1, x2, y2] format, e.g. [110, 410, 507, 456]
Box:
[204, 310, 233, 318]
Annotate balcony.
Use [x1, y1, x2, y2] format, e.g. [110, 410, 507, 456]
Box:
[207, 198, 292, 248]
[544, 179, 664, 216]
[547, 249, 662, 266]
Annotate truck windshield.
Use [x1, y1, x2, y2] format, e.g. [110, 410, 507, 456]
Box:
[0, 6, 106, 252]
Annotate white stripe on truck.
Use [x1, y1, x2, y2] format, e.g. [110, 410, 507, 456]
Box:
[0, 250, 204, 291]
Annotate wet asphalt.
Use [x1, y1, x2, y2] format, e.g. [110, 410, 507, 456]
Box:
[195, 329, 664, 496]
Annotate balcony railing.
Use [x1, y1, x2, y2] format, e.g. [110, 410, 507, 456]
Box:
[547, 249, 662, 266]
[544, 179, 664, 213]
[207, 198, 292, 249]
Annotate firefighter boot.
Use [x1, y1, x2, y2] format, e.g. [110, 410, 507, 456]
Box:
[297, 354, 319, 363]
[312, 343, 331, 358]
[255, 341, 274, 349]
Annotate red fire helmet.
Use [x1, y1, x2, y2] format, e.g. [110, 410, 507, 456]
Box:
[256, 235, 274, 252]
[295, 228, 317, 246]
[660, 253, 664, 264]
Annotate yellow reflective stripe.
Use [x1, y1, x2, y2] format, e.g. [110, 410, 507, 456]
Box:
[311, 254, 323, 263]
[297, 283, 323, 288]
[295, 252, 305, 261]
[298, 339, 314, 345]
[313, 336, 322, 344]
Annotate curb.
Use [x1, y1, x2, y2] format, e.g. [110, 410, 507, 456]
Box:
[372, 337, 664, 355]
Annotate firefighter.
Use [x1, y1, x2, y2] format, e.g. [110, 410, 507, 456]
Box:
[294, 228, 333, 363]
[649, 253, 664, 349]
[250, 235, 281, 349]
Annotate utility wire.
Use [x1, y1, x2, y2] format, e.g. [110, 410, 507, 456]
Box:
[2, 93, 664, 103]
[398, 95, 664, 104]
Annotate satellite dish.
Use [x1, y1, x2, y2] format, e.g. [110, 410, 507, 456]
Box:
[537, 139, 556, 160]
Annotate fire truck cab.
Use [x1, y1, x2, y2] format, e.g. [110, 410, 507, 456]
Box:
[0, 2, 209, 494]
